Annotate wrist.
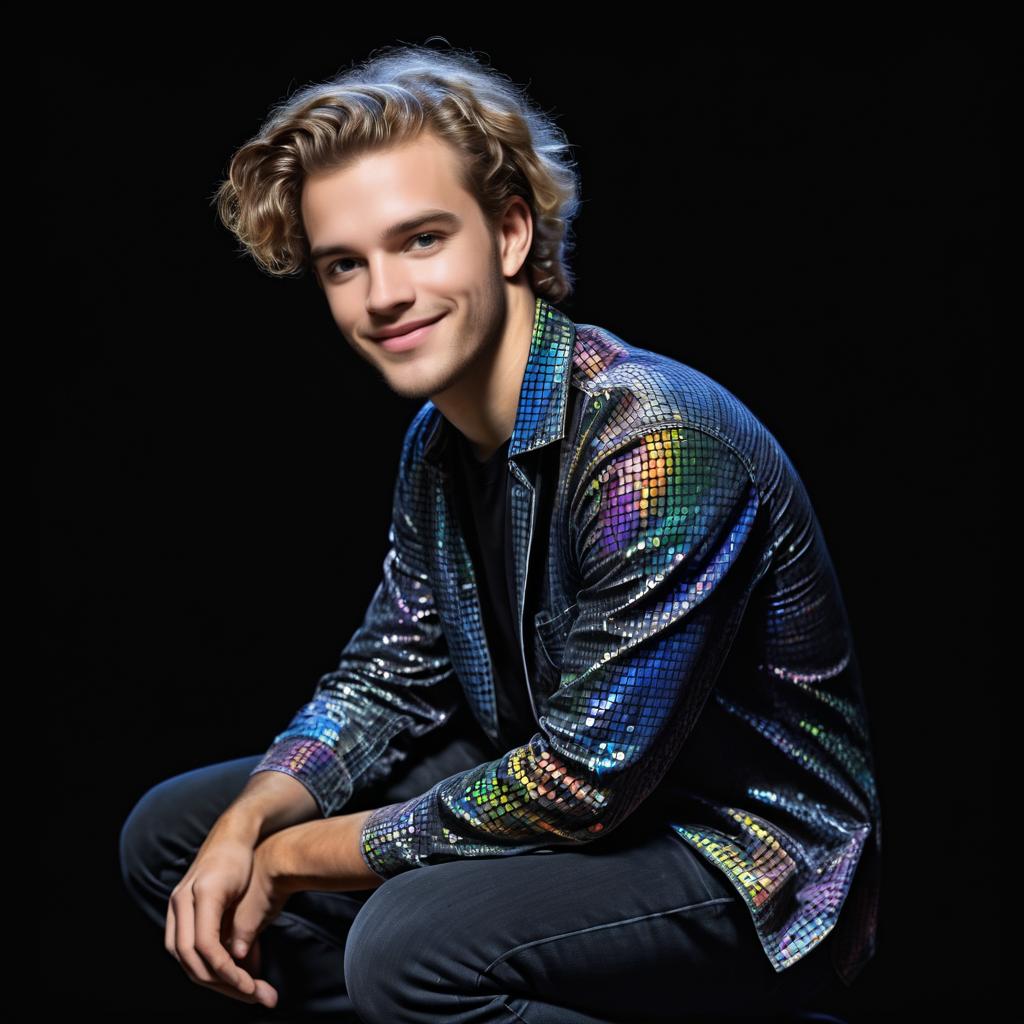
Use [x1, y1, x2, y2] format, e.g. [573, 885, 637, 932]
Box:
[262, 810, 383, 894]
[219, 770, 322, 844]
[256, 830, 302, 895]
[211, 804, 265, 846]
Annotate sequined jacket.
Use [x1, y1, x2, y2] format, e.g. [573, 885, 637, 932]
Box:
[250, 294, 882, 987]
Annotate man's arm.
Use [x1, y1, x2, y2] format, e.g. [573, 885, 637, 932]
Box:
[357, 424, 767, 877]
[243, 405, 464, 828]
[251, 807, 386, 892]
[214, 770, 321, 846]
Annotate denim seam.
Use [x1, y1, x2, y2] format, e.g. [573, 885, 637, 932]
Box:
[476, 895, 735, 988]
[501, 998, 531, 1023]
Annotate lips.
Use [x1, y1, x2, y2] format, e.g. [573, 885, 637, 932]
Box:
[372, 313, 447, 353]
[370, 313, 446, 341]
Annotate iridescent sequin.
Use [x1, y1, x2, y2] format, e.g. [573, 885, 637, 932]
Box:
[249, 294, 881, 987]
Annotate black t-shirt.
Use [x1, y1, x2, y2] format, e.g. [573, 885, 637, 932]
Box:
[449, 429, 539, 752]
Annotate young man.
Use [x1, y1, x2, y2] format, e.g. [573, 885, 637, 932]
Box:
[120, 44, 882, 1023]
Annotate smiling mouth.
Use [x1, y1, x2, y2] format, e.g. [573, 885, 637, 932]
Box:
[371, 313, 447, 352]
[371, 313, 445, 341]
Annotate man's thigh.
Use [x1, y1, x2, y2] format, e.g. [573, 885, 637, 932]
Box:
[344, 814, 816, 1022]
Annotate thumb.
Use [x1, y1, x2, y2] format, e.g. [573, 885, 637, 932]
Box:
[226, 920, 254, 959]
[233, 925, 266, 962]
[225, 901, 257, 960]
[234, 934, 263, 978]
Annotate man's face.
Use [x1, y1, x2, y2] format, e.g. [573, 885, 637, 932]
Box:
[302, 131, 517, 401]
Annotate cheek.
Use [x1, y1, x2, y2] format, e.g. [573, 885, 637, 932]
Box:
[327, 297, 357, 332]
[426, 244, 482, 286]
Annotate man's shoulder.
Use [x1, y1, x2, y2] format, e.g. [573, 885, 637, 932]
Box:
[567, 322, 770, 471]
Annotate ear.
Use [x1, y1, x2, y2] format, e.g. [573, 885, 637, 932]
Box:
[496, 196, 533, 279]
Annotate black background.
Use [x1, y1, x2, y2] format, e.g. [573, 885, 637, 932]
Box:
[41, 32, 1001, 1018]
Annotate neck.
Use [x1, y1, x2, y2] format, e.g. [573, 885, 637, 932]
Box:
[433, 287, 536, 459]
[464, 431, 510, 463]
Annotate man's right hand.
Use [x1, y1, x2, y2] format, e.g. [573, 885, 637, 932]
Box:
[162, 771, 319, 1008]
[164, 820, 279, 1008]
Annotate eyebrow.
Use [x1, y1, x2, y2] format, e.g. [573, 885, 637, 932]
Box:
[309, 209, 462, 263]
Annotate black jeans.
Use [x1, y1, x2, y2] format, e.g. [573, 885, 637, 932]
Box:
[119, 707, 835, 1022]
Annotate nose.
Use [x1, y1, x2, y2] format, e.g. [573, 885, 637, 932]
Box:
[364, 254, 416, 316]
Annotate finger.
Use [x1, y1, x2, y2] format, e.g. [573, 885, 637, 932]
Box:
[190, 974, 272, 1006]
[172, 898, 267, 1007]
[168, 886, 274, 1007]
[235, 933, 264, 982]
[192, 884, 258, 997]
[234, 935, 277, 1008]
[200, 934, 277, 1008]
[221, 901, 255, 965]
[173, 887, 224, 988]
[164, 896, 178, 963]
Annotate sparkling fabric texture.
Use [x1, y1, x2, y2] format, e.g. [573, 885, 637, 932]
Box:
[250, 295, 881, 987]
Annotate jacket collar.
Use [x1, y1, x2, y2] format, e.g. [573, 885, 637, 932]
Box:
[421, 294, 578, 469]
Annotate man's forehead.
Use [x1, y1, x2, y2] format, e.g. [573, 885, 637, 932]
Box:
[303, 142, 473, 249]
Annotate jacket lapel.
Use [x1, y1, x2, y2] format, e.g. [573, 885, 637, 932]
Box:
[418, 295, 578, 744]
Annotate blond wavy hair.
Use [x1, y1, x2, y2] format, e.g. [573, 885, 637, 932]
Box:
[211, 40, 582, 303]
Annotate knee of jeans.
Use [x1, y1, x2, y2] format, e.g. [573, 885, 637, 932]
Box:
[343, 871, 435, 1023]
[118, 777, 180, 896]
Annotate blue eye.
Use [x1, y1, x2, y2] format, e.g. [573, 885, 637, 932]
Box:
[325, 232, 442, 279]
[326, 257, 356, 277]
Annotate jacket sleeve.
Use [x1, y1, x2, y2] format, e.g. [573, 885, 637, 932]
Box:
[358, 423, 765, 878]
[247, 412, 464, 819]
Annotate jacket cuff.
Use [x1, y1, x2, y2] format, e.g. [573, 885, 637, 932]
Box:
[359, 797, 433, 878]
[248, 736, 353, 819]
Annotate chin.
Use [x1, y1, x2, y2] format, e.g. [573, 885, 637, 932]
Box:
[388, 381, 437, 402]
[376, 364, 445, 402]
